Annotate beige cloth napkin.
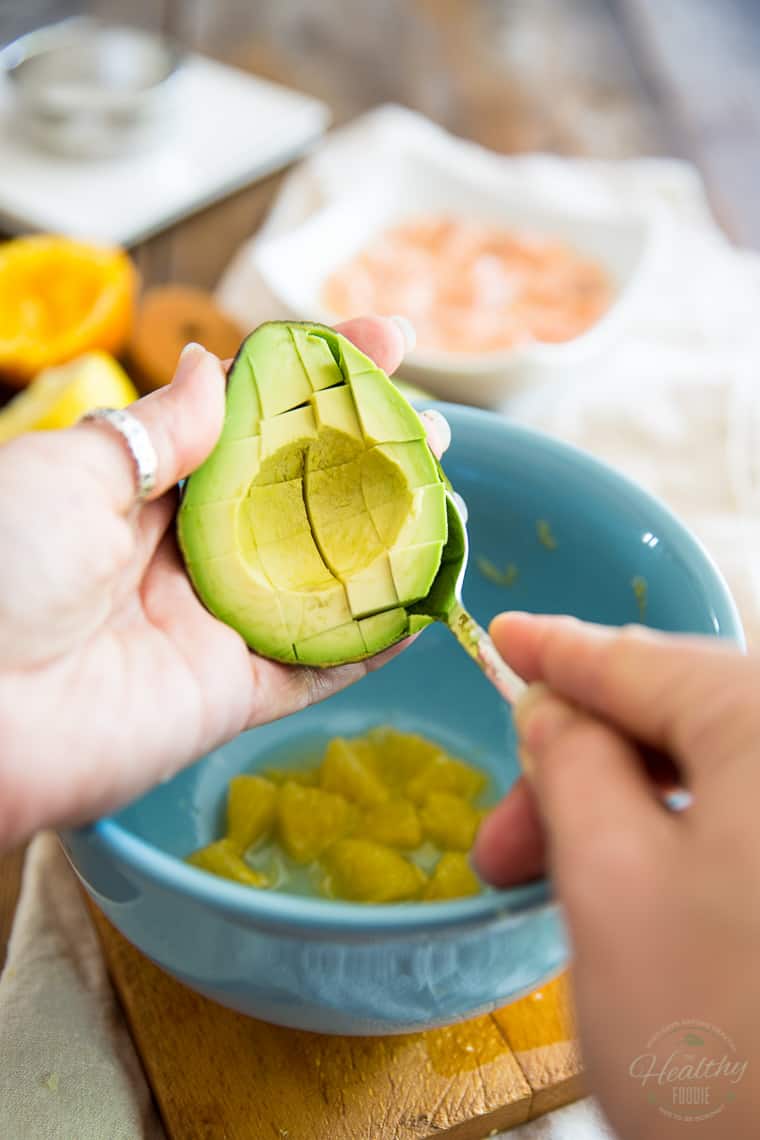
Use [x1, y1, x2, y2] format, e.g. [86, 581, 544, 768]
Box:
[2, 107, 760, 1139]
[0, 834, 165, 1140]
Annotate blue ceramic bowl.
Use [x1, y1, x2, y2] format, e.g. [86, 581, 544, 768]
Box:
[63, 405, 743, 1035]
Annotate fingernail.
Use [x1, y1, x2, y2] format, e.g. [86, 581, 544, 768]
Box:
[390, 315, 417, 354]
[174, 342, 207, 385]
[420, 408, 452, 456]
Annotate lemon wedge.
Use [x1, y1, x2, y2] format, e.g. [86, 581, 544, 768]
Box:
[0, 351, 138, 443]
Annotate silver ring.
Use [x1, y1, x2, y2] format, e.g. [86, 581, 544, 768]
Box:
[81, 407, 158, 505]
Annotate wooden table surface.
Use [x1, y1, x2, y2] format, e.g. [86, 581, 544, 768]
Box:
[1, 0, 759, 964]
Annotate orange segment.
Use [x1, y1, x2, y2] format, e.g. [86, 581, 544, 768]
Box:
[0, 235, 138, 386]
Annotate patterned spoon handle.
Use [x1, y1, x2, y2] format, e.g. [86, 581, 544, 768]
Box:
[446, 601, 527, 705]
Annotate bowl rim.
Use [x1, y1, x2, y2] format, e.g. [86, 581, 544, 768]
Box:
[86, 407, 744, 933]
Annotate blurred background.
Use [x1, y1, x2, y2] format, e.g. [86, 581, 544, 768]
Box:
[1, 0, 759, 293]
[2, 0, 758, 424]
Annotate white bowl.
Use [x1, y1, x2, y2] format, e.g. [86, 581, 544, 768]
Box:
[253, 149, 657, 407]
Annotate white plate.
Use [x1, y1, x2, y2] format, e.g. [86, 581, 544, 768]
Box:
[0, 54, 329, 246]
[253, 147, 658, 407]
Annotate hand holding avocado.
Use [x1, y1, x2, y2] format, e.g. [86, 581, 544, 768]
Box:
[0, 316, 450, 851]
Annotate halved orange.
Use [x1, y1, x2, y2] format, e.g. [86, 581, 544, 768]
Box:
[0, 235, 138, 387]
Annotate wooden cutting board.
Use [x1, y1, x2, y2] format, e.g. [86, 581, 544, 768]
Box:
[89, 904, 583, 1140]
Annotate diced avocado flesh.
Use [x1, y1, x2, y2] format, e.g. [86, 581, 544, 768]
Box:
[178, 321, 449, 665]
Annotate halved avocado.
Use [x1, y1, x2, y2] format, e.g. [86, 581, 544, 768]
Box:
[178, 321, 449, 665]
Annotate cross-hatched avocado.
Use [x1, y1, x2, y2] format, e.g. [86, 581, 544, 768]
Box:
[178, 321, 449, 665]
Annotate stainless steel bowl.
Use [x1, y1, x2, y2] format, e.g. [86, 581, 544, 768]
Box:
[0, 18, 184, 158]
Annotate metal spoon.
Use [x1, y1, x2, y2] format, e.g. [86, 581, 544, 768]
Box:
[411, 493, 527, 704]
